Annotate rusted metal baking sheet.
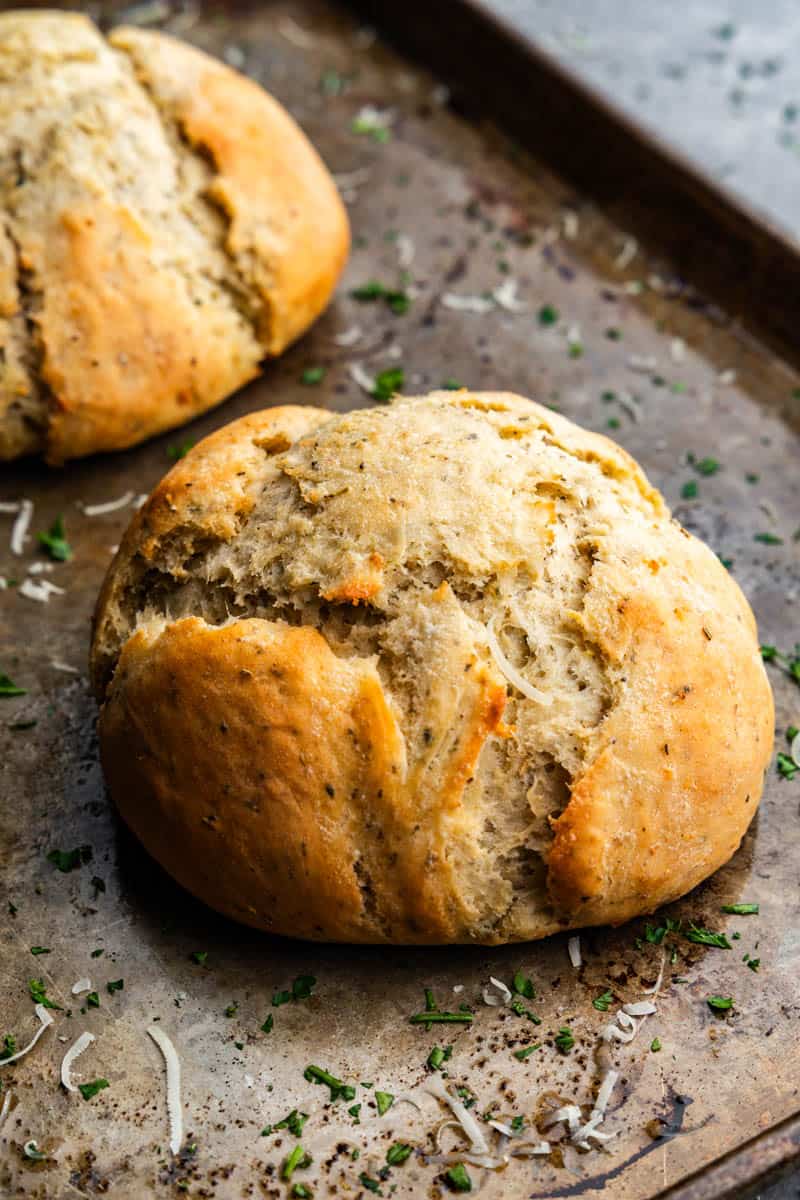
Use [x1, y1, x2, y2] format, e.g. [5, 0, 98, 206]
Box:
[1, 2, 799, 1197]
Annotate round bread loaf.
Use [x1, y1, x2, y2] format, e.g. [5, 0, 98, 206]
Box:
[91, 392, 773, 944]
[0, 12, 348, 463]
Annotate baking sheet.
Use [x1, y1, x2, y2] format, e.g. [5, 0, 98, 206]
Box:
[1, 2, 799, 1196]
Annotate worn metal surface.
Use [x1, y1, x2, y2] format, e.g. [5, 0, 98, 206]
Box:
[1, 2, 799, 1197]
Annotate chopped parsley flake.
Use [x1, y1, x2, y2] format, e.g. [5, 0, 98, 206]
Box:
[512, 971, 535, 999]
[745, 956, 761, 972]
[224, 1001, 238, 1018]
[0, 1034, 16, 1061]
[282, 1144, 312, 1181]
[777, 752, 798, 780]
[760, 644, 800, 687]
[707, 995, 734, 1012]
[79, 1078, 109, 1101]
[292, 975, 316, 1001]
[358, 1173, 382, 1193]
[0, 672, 25, 698]
[375, 1090, 394, 1116]
[386, 1142, 413, 1166]
[441, 378, 463, 390]
[513, 1043, 541, 1060]
[30, 946, 50, 956]
[592, 988, 614, 1012]
[106, 979, 124, 994]
[684, 925, 731, 949]
[28, 979, 61, 1010]
[37, 515, 72, 561]
[605, 327, 622, 340]
[167, 439, 195, 461]
[351, 114, 391, 143]
[754, 532, 783, 545]
[347, 1103, 361, 1123]
[87, 992, 100, 1008]
[304, 1064, 355, 1102]
[372, 367, 404, 402]
[350, 281, 410, 314]
[427, 1044, 451, 1070]
[681, 480, 699, 500]
[190, 951, 208, 966]
[510, 998, 541, 1024]
[721, 903, 759, 915]
[445, 1163, 472, 1192]
[554, 1027, 575, 1054]
[291, 1186, 313, 1199]
[688, 454, 720, 476]
[47, 845, 92, 873]
[90, 948, 104, 958]
[261, 1015, 274, 1034]
[537, 304, 559, 326]
[272, 990, 291, 1007]
[301, 367, 326, 385]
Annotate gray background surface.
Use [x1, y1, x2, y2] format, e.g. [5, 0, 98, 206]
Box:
[487, 0, 800, 242]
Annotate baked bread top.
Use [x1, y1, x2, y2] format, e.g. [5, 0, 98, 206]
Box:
[91, 392, 773, 944]
[0, 11, 348, 463]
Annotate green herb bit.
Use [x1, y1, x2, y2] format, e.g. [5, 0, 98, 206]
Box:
[592, 988, 613, 1012]
[273, 990, 291, 1007]
[37, 515, 72, 561]
[375, 1090, 394, 1116]
[47, 845, 92, 873]
[91, 876, 105, 898]
[167, 439, 195, 461]
[537, 304, 559, 326]
[90, 948, 104, 958]
[234, 1041, 244, 1051]
[386, 1142, 413, 1166]
[605, 327, 622, 340]
[746, 957, 760, 972]
[261, 1014, 274, 1034]
[721, 903, 759, 915]
[0, 672, 25, 698]
[693, 456, 720, 476]
[441, 378, 463, 391]
[607, 416, 620, 429]
[650, 1037, 662, 1052]
[707, 995, 734, 1012]
[292, 974, 317, 1001]
[28, 979, 61, 1010]
[190, 951, 208, 965]
[87, 992, 100, 1008]
[514, 1044, 541, 1060]
[568, 340, 584, 359]
[754, 532, 783, 545]
[282, 1144, 312, 1181]
[554, 1027, 575, 1054]
[681, 480, 699, 500]
[0, 1034, 16, 1061]
[351, 114, 391, 143]
[347, 1103, 361, 1123]
[445, 1163, 472, 1192]
[510, 998, 541, 1024]
[30, 947, 50, 956]
[107, 979, 124, 994]
[427, 1045, 447, 1070]
[301, 367, 326, 386]
[23, 1139, 47, 1161]
[358, 1173, 382, 1194]
[78, 1078, 109, 1101]
[512, 971, 535, 999]
[746, 472, 760, 484]
[424, 988, 437, 1012]
[303, 1064, 354, 1102]
[9, 719, 36, 731]
[788, 726, 799, 741]
[511, 1115, 525, 1133]
[224, 1001, 238, 1018]
[372, 367, 404, 402]
[409, 1010, 473, 1027]
[684, 925, 731, 949]
[291, 1185, 313, 1199]
[350, 281, 410, 314]
[777, 752, 798, 780]
[273, 1110, 309, 1137]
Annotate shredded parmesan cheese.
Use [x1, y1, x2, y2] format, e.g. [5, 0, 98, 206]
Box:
[486, 617, 550, 705]
[641, 949, 666, 996]
[19, 579, 65, 603]
[441, 292, 495, 314]
[10, 499, 33, 555]
[348, 362, 376, 395]
[568, 936, 582, 969]
[493, 279, 527, 312]
[61, 1031, 96, 1093]
[334, 325, 363, 347]
[717, 368, 737, 385]
[0, 1005, 53, 1066]
[52, 661, 79, 675]
[482, 976, 512, 1006]
[622, 1000, 657, 1017]
[81, 492, 135, 516]
[396, 234, 415, 268]
[332, 167, 371, 192]
[71, 978, 92, 996]
[614, 235, 638, 270]
[542, 1104, 581, 1133]
[628, 355, 658, 374]
[278, 15, 317, 47]
[791, 730, 800, 769]
[426, 1073, 490, 1156]
[511, 1140, 551, 1156]
[0, 1090, 11, 1126]
[670, 338, 686, 363]
[147, 1025, 183, 1156]
[563, 211, 579, 240]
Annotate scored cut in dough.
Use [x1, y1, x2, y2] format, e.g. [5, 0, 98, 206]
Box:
[0, 12, 349, 463]
[92, 392, 773, 945]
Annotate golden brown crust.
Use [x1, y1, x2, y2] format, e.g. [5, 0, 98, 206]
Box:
[92, 392, 774, 943]
[110, 26, 350, 356]
[0, 13, 348, 463]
